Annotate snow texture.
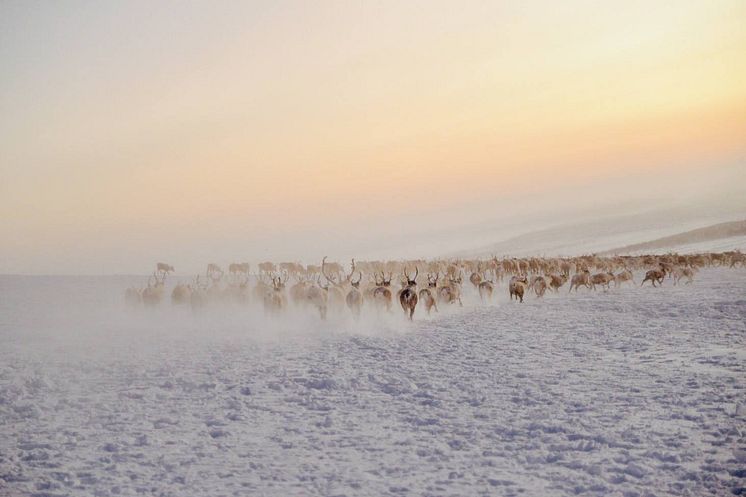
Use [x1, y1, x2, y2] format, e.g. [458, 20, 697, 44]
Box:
[1, 269, 745, 496]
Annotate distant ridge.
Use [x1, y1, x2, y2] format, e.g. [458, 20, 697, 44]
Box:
[601, 220, 746, 255]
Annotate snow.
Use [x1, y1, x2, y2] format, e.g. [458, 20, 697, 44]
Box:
[1, 269, 745, 496]
[623, 235, 746, 256]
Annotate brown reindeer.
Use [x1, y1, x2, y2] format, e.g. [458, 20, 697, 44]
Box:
[418, 273, 439, 315]
[509, 275, 528, 302]
[344, 260, 363, 320]
[469, 263, 482, 289]
[438, 273, 463, 306]
[641, 264, 666, 287]
[228, 262, 250, 275]
[258, 261, 276, 274]
[547, 273, 567, 292]
[372, 272, 394, 311]
[398, 267, 419, 320]
[142, 271, 166, 306]
[590, 272, 614, 291]
[206, 263, 223, 280]
[157, 262, 174, 276]
[614, 269, 635, 287]
[569, 270, 591, 292]
[478, 273, 494, 301]
[533, 276, 547, 297]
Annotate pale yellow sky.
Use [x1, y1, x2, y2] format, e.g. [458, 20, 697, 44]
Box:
[1, 0, 745, 273]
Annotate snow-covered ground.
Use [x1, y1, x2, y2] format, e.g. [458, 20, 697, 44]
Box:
[1, 269, 745, 496]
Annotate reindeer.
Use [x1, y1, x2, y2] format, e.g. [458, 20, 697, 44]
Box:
[729, 251, 745, 268]
[263, 275, 286, 314]
[343, 260, 363, 320]
[590, 272, 614, 291]
[258, 262, 276, 274]
[206, 263, 222, 279]
[418, 273, 439, 315]
[305, 276, 328, 319]
[372, 272, 394, 311]
[321, 257, 346, 313]
[614, 269, 635, 287]
[568, 269, 592, 292]
[672, 266, 695, 285]
[228, 262, 250, 275]
[171, 280, 192, 305]
[509, 275, 528, 302]
[438, 272, 463, 306]
[157, 262, 174, 276]
[547, 273, 567, 292]
[142, 271, 166, 306]
[206, 266, 224, 302]
[398, 267, 419, 320]
[289, 275, 309, 307]
[322, 259, 344, 282]
[305, 264, 321, 278]
[478, 273, 494, 301]
[533, 276, 547, 298]
[641, 264, 666, 287]
[469, 263, 482, 289]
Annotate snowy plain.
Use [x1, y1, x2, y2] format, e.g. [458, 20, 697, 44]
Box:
[1, 268, 745, 497]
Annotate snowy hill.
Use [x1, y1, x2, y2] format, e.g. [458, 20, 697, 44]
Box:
[602, 220, 746, 254]
[451, 213, 746, 258]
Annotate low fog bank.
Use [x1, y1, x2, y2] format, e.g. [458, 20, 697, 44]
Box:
[0, 275, 436, 364]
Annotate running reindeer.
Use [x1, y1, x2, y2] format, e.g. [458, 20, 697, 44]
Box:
[398, 267, 419, 320]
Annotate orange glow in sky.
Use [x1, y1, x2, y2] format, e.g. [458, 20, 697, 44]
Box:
[1, 0, 745, 273]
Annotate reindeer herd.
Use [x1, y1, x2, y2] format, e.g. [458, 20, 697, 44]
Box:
[124, 250, 745, 320]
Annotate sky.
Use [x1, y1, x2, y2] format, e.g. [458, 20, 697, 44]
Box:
[1, 0, 745, 274]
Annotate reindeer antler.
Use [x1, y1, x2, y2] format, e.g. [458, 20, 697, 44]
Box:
[321, 256, 341, 286]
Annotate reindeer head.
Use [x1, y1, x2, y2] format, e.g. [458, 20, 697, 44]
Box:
[403, 267, 418, 287]
[270, 272, 288, 291]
